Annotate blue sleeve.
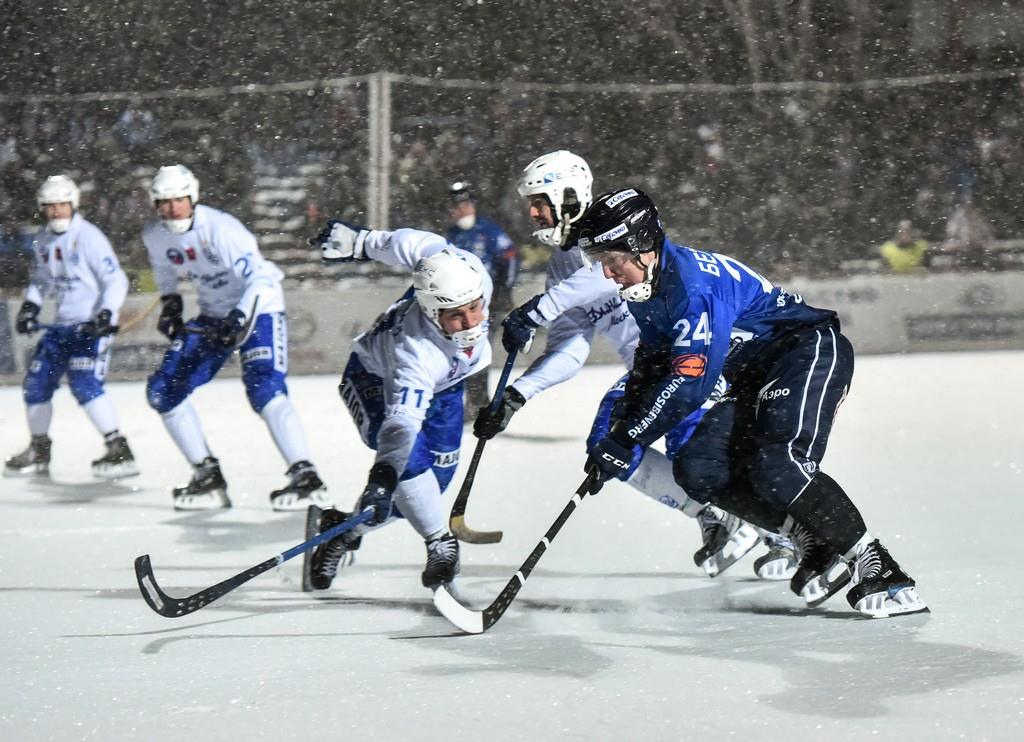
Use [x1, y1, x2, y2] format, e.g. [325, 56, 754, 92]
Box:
[621, 294, 735, 447]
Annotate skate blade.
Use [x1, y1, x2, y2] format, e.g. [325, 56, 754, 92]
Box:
[302, 505, 323, 592]
[173, 489, 231, 510]
[93, 461, 140, 480]
[271, 488, 333, 512]
[3, 464, 50, 478]
[853, 586, 930, 618]
[756, 556, 798, 581]
[701, 525, 760, 577]
[802, 561, 853, 607]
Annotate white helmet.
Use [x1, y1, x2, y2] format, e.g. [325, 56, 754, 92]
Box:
[36, 175, 80, 234]
[149, 165, 199, 234]
[149, 164, 199, 204]
[413, 248, 487, 349]
[517, 150, 593, 247]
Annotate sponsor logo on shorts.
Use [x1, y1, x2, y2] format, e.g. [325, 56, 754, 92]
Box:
[69, 356, 95, 371]
[433, 450, 460, 468]
[241, 347, 272, 363]
[672, 354, 706, 377]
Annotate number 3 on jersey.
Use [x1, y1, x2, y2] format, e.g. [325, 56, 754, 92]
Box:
[673, 313, 712, 348]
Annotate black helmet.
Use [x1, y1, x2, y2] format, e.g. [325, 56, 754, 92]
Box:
[576, 188, 664, 258]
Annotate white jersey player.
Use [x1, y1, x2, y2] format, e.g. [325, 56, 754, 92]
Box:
[303, 221, 492, 593]
[5, 175, 139, 480]
[474, 151, 792, 579]
[142, 164, 327, 511]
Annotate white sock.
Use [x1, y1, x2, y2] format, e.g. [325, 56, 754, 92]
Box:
[260, 394, 312, 466]
[627, 448, 705, 517]
[83, 394, 119, 437]
[161, 400, 211, 465]
[392, 470, 445, 539]
[26, 402, 53, 437]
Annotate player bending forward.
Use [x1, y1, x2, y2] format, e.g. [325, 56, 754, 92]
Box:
[143, 165, 327, 511]
[579, 188, 928, 618]
[5, 175, 138, 479]
[304, 222, 492, 591]
[473, 150, 787, 579]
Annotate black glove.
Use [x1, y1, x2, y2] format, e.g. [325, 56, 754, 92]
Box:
[501, 295, 543, 353]
[79, 309, 117, 338]
[473, 387, 527, 440]
[585, 425, 638, 494]
[15, 301, 40, 335]
[210, 308, 247, 348]
[356, 462, 399, 525]
[157, 294, 184, 340]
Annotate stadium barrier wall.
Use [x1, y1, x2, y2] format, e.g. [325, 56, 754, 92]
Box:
[3, 269, 1024, 385]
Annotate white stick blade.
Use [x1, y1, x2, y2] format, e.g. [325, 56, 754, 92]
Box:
[432, 585, 485, 634]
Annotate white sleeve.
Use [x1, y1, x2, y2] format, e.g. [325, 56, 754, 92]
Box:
[373, 340, 445, 473]
[24, 243, 51, 307]
[144, 228, 179, 297]
[531, 264, 621, 327]
[360, 228, 449, 271]
[85, 229, 129, 322]
[510, 312, 594, 400]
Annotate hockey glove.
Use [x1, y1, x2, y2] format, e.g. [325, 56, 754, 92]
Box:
[501, 295, 544, 354]
[585, 425, 638, 494]
[157, 294, 184, 340]
[310, 219, 369, 263]
[357, 462, 399, 525]
[473, 387, 527, 440]
[15, 301, 40, 335]
[79, 309, 118, 338]
[210, 309, 247, 348]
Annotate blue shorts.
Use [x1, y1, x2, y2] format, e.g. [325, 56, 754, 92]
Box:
[339, 353, 464, 493]
[146, 312, 289, 414]
[24, 325, 112, 406]
[586, 372, 708, 480]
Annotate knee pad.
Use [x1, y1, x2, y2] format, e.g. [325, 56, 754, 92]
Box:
[146, 371, 188, 413]
[243, 367, 287, 412]
[23, 361, 57, 405]
[68, 369, 104, 405]
[746, 442, 813, 508]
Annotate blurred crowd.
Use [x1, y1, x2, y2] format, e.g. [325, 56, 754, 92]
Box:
[3, 75, 1023, 290]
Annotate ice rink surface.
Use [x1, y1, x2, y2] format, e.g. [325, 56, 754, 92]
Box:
[2, 352, 1023, 741]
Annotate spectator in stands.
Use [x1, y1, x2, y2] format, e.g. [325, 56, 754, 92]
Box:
[114, 100, 158, 155]
[445, 180, 518, 416]
[878, 219, 928, 273]
[942, 194, 995, 271]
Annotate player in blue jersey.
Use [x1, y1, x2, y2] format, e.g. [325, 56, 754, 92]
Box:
[446, 181, 517, 416]
[576, 188, 928, 619]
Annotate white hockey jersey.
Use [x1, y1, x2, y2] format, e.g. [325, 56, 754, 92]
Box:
[352, 228, 493, 473]
[142, 204, 284, 319]
[511, 246, 639, 400]
[25, 213, 129, 325]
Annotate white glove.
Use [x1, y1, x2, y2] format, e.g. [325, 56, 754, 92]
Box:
[312, 219, 369, 263]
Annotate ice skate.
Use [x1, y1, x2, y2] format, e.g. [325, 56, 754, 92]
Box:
[91, 435, 139, 480]
[4, 435, 51, 477]
[753, 532, 798, 581]
[422, 532, 460, 589]
[172, 456, 230, 510]
[304, 506, 361, 591]
[269, 460, 330, 511]
[692, 506, 759, 578]
[846, 539, 929, 618]
[788, 521, 851, 607]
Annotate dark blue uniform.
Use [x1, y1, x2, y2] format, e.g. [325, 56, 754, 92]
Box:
[446, 216, 517, 290]
[616, 239, 851, 520]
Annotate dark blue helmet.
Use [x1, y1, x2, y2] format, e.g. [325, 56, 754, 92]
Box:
[576, 188, 664, 258]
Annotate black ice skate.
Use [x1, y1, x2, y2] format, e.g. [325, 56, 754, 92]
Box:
[269, 460, 330, 511]
[753, 531, 798, 581]
[4, 435, 51, 477]
[92, 435, 140, 480]
[788, 522, 851, 607]
[422, 532, 460, 589]
[172, 456, 230, 510]
[304, 506, 362, 591]
[692, 506, 760, 577]
[846, 539, 929, 618]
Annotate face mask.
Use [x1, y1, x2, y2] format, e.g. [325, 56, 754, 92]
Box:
[47, 218, 72, 234]
[163, 218, 193, 235]
[455, 214, 476, 231]
[449, 320, 488, 350]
